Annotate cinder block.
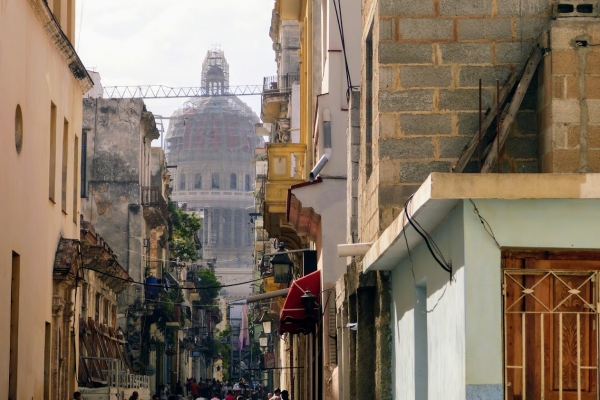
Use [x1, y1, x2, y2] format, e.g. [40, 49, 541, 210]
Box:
[567, 124, 580, 148]
[459, 65, 512, 87]
[439, 89, 491, 111]
[551, 99, 580, 123]
[400, 113, 453, 135]
[588, 125, 600, 148]
[459, 18, 512, 40]
[437, 136, 472, 158]
[552, 75, 564, 99]
[552, 51, 579, 74]
[379, 159, 401, 183]
[380, 18, 395, 40]
[497, 0, 551, 15]
[516, 112, 538, 134]
[439, 43, 493, 64]
[379, 113, 398, 138]
[587, 52, 600, 74]
[379, 90, 435, 112]
[440, 0, 492, 15]
[350, 126, 361, 145]
[379, 0, 434, 16]
[506, 136, 539, 158]
[399, 19, 454, 40]
[567, 75, 579, 99]
[457, 112, 479, 134]
[379, 67, 395, 89]
[588, 149, 600, 172]
[586, 76, 600, 99]
[496, 42, 536, 64]
[379, 185, 405, 206]
[515, 18, 551, 40]
[400, 66, 452, 88]
[379, 137, 434, 159]
[589, 100, 600, 123]
[379, 43, 433, 64]
[552, 148, 581, 172]
[399, 161, 453, 183]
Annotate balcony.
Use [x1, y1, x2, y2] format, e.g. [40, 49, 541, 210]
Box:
[141, 186, 168, 229]
[263, 142, 306, 244]
[261, 74, 299, 125]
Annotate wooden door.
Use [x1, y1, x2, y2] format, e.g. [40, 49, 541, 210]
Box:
[504, 252, 600, 400]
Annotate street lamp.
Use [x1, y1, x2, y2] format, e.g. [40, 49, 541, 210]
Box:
[301, 289, 317, 318]
[258, 331, 268, 350]
[260, 313, 272, 335]
[271, 242, 293, 284]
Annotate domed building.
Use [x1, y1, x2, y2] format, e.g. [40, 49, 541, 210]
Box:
[166, 49, 262, 294]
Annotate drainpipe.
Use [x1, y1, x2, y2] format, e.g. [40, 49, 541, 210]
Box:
[309, 108, 332, 182]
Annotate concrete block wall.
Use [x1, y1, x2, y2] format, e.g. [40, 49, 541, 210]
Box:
[539, 19, 600, 172]
[359, 0, 552, 241]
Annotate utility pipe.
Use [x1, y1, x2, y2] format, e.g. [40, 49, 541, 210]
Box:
[309, 108, 332, 182]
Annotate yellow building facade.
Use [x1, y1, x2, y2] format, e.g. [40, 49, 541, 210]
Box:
[0, 0, 92, 398]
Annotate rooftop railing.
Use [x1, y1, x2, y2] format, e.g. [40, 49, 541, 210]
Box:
[262, 74, 300, 93]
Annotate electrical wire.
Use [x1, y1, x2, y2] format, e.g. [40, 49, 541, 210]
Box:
[331, 0, 356, 100]
[401, 211, 450, 314]
[469, 199, 501, 248]
[404, 195, 452, 274]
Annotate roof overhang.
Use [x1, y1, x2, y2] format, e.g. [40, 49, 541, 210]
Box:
[364, 173, 600, 272]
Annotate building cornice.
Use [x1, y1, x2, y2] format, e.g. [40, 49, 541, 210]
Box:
[28, 0, 93, 93]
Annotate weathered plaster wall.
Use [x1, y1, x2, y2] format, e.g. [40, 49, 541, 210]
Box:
[0, 0, 84, 397]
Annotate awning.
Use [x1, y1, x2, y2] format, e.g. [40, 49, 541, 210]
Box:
[279, 270, 321, 334]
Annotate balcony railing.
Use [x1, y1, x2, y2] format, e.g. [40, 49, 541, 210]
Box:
[141, 186, 168, 217]
[80, 357, 150, 389]
[263, 74, 299, 93]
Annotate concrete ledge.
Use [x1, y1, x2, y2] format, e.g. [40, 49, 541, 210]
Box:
[363, 173, 600, 272]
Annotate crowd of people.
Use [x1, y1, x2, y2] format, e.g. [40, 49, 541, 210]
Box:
[149, 378, 290, 400]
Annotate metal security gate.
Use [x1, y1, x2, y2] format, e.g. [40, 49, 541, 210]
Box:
[504, 268, 599, 399]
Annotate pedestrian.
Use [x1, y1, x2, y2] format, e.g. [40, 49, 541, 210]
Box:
[176, 380, 184, 395]
[210, 392, 220, 400]
[129, 391, 139, 400]
[266, 393, 272, 400]
[280, 390, 289, 400]
[153, 396, 160, 400]
[270, 388, 282, 400]
[74, 392, 82, 400]
[190, 379, 201, 398]
[224, 389, 236, 400]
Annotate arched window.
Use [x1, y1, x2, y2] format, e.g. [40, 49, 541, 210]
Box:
[211, 173, 220, 189]
[179, 173, 185, 191]
[245, 174, 251, 191]
[230, 173, 237, 190]
[194, 173, 202, 189]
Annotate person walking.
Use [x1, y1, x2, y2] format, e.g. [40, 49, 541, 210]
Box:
[270, 388, 282, 400]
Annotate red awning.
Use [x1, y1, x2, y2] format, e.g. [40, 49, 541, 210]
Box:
[279, 270, 321, 334]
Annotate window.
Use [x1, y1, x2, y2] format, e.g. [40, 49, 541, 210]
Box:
[9, 252, 20, 400]
[212, 173, 220, 189]
[95, 293, 101, 322]
[365, 22, 374, 179]
[81, 130, 87, 197]
[104, 299, 109, 325]
[73, 136, 79, 223]
[245, 174, 251, 191]
[15, 105, 23, 154]
[179, 173, 185, 191]
[61, 118, 69, 213]
[194, 173, 202, 189]
[230, 173, 237, 190]
[49, 103, 57, 202]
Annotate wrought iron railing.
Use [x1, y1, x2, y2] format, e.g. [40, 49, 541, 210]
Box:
[80, 357, 150, 389]
[262, 74, 300, 93]
[141, 186, 168, 217]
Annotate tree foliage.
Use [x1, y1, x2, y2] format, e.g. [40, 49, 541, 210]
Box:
[168, 201, 201, 262]
[197, 268, 221, 304]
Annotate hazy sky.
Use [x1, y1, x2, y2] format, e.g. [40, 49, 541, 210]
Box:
[76, 0, 277, 140]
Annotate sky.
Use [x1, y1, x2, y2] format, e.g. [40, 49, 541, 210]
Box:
[75, 0, 277, 143]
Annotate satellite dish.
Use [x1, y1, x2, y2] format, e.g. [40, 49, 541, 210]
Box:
[145, 365, 156, 376]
